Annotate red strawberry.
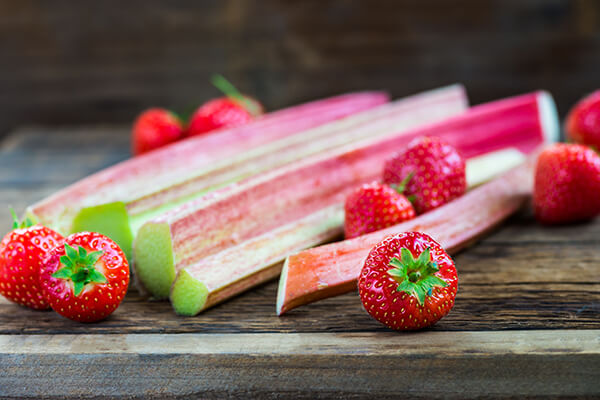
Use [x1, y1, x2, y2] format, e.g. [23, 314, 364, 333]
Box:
[565, 90, 600, 150]
[0, 212, 64, 310]
[534, 144, 600, 224]
[344, 182, 416, 239]
[40, 232, 129, 322]
[383, 136, 466, 214]
[132, 108, 184, 156]
[187, 75, 263, 137]
[358, 231, 458, 331]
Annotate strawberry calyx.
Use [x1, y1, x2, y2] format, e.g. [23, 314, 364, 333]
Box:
[52, 244, 107, 297]
[211, 74, 261, 117]
[10, 208, 35, 229]
[387, 247, 447, 305]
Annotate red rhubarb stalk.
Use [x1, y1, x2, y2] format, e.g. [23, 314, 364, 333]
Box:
[276, 159, 535, 315]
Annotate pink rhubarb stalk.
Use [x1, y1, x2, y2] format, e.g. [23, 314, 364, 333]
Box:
[25, 91, 391, 259]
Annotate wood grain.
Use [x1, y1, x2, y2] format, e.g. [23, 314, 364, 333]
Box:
[1, 127, 599, 398]
[1, 0, 599, 135]
[1, 331, 599, 399]
[0, 128, 599, 334]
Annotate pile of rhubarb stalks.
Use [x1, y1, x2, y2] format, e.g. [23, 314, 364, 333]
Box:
[14, 82, 600, 328]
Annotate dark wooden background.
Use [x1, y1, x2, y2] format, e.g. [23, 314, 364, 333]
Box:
[1, 0, 599, 136]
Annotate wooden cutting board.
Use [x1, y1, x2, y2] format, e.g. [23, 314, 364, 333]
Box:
[0, 127, 599, 399]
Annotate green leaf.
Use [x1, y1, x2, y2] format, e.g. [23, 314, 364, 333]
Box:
[59, 255, 74, 269]
[397, 279, 415, 294]
[414, 286, 426, 305]
[416, 247, 431, 266]
[420, 275, 448, 290]
[65, 244, 78, 260]
[23, 216, 35, 228]
[88, 268, 107, 284]
[211, 74, 260, 116]
[86, 250, 104, 266]
[52, 267, 73, 280]
[387, 268, 405, 278]
[78, 246, 87, 258]
[400, 248, 414, 267]
[423, 261, 440, 276]
[10, 208, 19, 230]
[73, 281, 85, 297]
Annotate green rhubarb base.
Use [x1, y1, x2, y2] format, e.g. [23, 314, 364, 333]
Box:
[71, 202, 134, 261]
[170, 269, 208, 316]
[133, 221, 176, 299]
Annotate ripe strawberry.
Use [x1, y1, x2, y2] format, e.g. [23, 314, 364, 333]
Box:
[0, 212, 64, 310]
[534, 144, 600, 224]
[358, 231, 458, 331]
[132, 108, 184, 156]
[344, 181, 416, 239]
[383, 136, 466, 214]
[40, 232, 129, 322]
[187, 75, 263, 137]
[565, 90, 600, 150]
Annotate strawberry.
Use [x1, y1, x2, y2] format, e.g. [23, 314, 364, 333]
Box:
[40, 232, 129, 322]
[132, 108, 184, 156]
[565, 90, 600, 150]
[0, 211, 64, 310]
[534, 143, 600, 224]
[344, 181, 416, 239]
[358, 231, 458, 331]
[383, 136, 466, 214]
[187, 75, 263, 137]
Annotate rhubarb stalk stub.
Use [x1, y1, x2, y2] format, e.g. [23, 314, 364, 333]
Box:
[133, 91, 558, 316]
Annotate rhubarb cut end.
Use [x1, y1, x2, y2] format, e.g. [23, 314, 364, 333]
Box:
[170, 269, 208, 316]
[133, 221, 175, 299]
[465, 148, 526, 187]
[538, 91, 560, 144]
[71, 202, 134, 261]
[276, 258, 290, 316]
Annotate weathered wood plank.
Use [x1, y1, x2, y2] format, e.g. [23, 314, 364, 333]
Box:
[1, 331, 598, 399]
[0, 128, 599, 335]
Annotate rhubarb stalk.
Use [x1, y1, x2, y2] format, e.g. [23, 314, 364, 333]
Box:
[133, 91, 558, 314]
[25, 91, 392, 259]
[276, 158, 536, 315]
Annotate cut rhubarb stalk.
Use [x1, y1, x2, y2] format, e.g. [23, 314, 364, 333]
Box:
[276, 158, 536, 315]
[133, 91, 558, 313]
[25, 91, 391, 259]
[27, 87, 467, 261]
[126, 85, 469, 298]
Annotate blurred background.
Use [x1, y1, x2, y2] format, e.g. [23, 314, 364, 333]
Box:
[0, 0, 599, 137]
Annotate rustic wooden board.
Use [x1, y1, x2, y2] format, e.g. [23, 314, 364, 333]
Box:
[0, 127, 599, 399]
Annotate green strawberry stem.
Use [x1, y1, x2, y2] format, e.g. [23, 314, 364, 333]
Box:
[211, 74, 261, 117]
[52, 244, 106, 296]
[10, 207, 34, 229]
[392, 172, 414, 195]
[387, 247, 447, 305]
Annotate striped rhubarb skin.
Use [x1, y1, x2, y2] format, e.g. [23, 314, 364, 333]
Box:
[132, 85, 470, 299]
[276, 158, 535, 316]
[25, 91, 391, 259]
[135, 91, 558, 315]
